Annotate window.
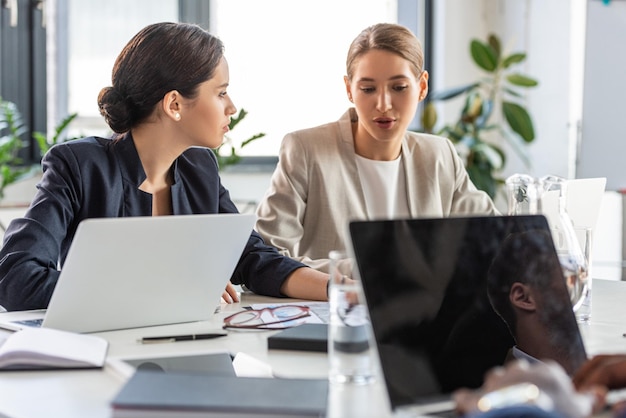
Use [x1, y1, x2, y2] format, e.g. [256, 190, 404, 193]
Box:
[0, 0, 46, 162]
[61, 0, 179, 138]
[53, 1, 428, 158]
[209, 0, 398, 156]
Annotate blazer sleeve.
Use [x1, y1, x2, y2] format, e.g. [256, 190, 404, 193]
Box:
[230, 230, 307, 298]
[184, 147, 307, 298]
[255, 132, 312, 263]
[0, 145, 82, 311]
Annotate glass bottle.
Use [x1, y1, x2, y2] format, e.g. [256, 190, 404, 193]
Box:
[540, 175, 589, 313]
[505, 173, 543, 215]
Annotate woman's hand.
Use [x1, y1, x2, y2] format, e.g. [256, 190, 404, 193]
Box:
[221, 282, 240, 304]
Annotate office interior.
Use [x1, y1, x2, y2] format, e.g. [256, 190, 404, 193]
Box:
[0, 0, 624, 281]
[3, 2, 626, 417]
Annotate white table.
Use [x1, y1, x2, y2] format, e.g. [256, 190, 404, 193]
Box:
[0, 279, 625, 418]
[578, 279, 626, 357]
[0, 293, 391, 418]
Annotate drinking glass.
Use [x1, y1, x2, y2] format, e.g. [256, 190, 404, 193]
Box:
[505, 173, 543, 215]
[542, 176, 589, 314]
[327, 250, 375, 385]
[574, 227, 593, 323]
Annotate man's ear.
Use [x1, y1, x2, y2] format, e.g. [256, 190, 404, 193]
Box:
[509, 282, 537, 312]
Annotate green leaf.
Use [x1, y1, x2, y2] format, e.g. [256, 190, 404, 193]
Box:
[241, 132, 266, 148]
[500, 128, 532, 169]
[429, 82, 479, 101]
[503, 87, 523, 98]
[33, 112, 79, 156]
[503, 101, 535, 143]
[487, 34, 501, 62]
[506, 73, 538, 87]
[421, 102, 437, 133]
[467, 163, 497, 198]
[439, 125, 463, 142]
[502, 53, 526, 68]
[474, 99, 493, 129]
[52, 113, 78, 141]
[470, 40, 497, 72]
[461, 92, 483, 121]
[228, 108, 248, 130]
[475, 142, 505, 170]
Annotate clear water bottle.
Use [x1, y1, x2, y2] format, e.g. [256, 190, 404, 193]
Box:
[540, 175, 590, 316]
[327, 250, 375, 385]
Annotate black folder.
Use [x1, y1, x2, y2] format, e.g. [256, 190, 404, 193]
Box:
[267, 323, 328, 352]
[111, 371, 328, 417]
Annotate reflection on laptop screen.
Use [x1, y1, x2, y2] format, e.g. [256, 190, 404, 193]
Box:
[349, 215, 587, 412]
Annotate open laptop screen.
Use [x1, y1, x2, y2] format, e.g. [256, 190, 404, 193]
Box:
[349, 215, 587, 411]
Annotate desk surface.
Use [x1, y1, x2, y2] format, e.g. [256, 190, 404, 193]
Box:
[1, 279, 625, 418]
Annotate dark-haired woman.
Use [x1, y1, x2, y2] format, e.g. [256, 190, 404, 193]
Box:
[0, 22, 329, 311]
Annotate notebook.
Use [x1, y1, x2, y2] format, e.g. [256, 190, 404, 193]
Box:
[110, 372, 329, 417]
[565, 177, 606, 229]
[1, 213, 255, 333]
[541, 177, 606, 230]
[348, 215, 588, 417]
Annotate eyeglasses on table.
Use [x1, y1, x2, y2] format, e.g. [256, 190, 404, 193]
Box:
[223, 305, 311, 329]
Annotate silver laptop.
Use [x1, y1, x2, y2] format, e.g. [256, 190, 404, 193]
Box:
[349, 215, 587, 417]
[2, 213, 255, 333]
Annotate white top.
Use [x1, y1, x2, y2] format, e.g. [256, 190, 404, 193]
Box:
[355, 154, 410, 219]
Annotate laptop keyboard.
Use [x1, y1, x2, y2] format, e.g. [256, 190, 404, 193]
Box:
[12, 318, 43, 328]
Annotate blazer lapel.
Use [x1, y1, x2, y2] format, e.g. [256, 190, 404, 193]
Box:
[339, 109, 369, 220]
[402, 137, 421, 218]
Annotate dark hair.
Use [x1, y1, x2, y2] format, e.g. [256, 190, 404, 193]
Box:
[487, 230, 562, 332]
[98, 22, 224, 134]
[346, 23, 424, 81]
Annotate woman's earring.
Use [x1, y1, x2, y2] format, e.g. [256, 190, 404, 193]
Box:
[348, 95, 353, 103]
[175, 113, 181, 121]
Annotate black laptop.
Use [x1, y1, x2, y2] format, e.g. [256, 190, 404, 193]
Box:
[349, 215, 587, 416]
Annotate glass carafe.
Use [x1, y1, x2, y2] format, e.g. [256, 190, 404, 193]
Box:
[505, 173, 543, 215]
[540, 175, 589, 312]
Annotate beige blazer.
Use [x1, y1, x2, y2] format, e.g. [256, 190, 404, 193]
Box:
[255, 108, 498, 272]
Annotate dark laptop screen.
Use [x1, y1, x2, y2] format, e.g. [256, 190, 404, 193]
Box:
[349, 215, 587, 410]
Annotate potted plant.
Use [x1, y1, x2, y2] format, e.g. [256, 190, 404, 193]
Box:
[0, 97, 30, 200]
[33, 112, 79, 157]
[0, 96, 78, 200]
[421, 33, 538, 198]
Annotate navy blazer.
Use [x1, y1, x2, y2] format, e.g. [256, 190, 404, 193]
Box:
[0, 134, 304, 311]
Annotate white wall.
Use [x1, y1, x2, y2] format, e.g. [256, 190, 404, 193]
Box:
[431, 0, 621, 279]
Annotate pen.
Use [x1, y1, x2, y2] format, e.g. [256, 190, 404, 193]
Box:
[139, 332, 227, 344]
[0, 323, 21, 332]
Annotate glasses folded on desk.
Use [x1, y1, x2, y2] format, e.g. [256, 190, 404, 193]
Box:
[223, 305, 311, 330]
